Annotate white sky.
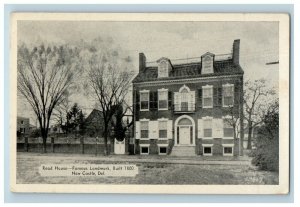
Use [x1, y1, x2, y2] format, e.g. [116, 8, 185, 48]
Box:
[17, 21, 279, 125]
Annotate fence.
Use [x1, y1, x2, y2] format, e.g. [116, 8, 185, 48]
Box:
[17, 136, 130, 155]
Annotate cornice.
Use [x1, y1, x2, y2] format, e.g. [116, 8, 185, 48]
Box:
[133, 74, 243, 87]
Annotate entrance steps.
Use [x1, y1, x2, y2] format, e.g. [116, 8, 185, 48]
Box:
[171, 146, 196, 156]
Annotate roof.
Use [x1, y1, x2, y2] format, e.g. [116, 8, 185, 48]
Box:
[132, 59, 244, 83]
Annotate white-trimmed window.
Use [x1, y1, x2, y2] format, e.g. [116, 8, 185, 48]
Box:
[158, 144, 168, 155]
[223, 118, 234, 138]
[140, 121, 149, 139]
[223, 84, 234, 107]
[158, 120, 168, 139]
[202, 144, 213, 156]
[202, 86, 213, 108]
[222, 144, 234, 156]
[203, 118, 212, 138]
[158, 89, 168, 110]
[140, 90, 149, 111]
[140, 144, 150, 155]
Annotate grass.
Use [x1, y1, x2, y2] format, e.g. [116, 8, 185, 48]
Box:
[16, 153, 278, 185]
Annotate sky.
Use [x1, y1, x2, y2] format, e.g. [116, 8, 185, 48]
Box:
[17, 20, 279, 125]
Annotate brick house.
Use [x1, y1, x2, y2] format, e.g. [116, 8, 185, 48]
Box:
[132, 39, 244, 156]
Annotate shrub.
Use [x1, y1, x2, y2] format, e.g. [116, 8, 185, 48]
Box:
[251, 100, 279, 172]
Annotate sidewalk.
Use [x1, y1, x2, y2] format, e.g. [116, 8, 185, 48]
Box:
[17, 152, 251, 166]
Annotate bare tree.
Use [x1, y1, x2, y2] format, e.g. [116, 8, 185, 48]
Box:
[52, 95, 71, 134]
[17, 43, 82, 152]
[243, 79, 275, 149]
[86, 40, 133, 155]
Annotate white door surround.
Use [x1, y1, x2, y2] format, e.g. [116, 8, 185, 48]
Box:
[174, 115, 196, 146]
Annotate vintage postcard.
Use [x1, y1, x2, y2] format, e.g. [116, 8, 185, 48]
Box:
[10, 13, 290, 194]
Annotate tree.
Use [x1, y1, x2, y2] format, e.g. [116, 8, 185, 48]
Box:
[251, 99, 279, 171]
[17, 43, 82, 152]
[52, 95, 71, 134]
[111, 103, 133, 142]
[243, 79, 275, 149]
[65, 103, 86, 135]
[85, 38, 133, 155]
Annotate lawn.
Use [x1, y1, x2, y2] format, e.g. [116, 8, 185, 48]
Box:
[16, 153, 278, 185]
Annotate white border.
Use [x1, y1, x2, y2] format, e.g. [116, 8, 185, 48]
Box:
[9, 12, 290, 195]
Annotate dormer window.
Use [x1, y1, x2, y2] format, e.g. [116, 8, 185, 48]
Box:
[201, 52, 214, 74]
[157, 57, 172, 78]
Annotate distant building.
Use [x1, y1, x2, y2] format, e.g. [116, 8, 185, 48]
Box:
[132, 39, 244, 156]
[17, 116, 30, 136]
[85, 109, 105, 137]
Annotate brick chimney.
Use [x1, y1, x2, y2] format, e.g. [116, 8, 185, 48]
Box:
[139, 53, 146, 72]
[232, 39, 240, 65]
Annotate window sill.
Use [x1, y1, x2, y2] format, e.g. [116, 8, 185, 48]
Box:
[203, 154, 213, 156]
[140, 109, 149, 112]
[222, 105, 234, 108]
[222, 137, 234, 139]
[202, 106, 213, 109]
[158, 138, 168, 140]
[223, 154, 233, 156]
[158, 108, 168, 111]
[202, 137, 213, 140]
[140, 138, 150, 141]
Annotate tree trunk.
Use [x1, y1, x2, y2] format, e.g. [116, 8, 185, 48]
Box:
[247, 124, 253, 150]
[103, 125, 109, 156]
[42, 134, 47, 153]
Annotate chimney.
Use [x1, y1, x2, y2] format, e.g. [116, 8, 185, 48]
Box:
[139, 53, 146, 72]
[232, 39, 240, 65]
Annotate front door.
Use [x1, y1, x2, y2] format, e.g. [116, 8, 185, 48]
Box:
[179, 126, 190, 145]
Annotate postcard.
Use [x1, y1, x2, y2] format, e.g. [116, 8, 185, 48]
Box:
[10, 13, 290, 194]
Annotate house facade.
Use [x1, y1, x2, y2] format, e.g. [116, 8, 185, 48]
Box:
[17, 116, 30, 136]
[132, 39, 244, 156]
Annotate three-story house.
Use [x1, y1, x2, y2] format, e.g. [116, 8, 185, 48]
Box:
[132, 39, 244, 156]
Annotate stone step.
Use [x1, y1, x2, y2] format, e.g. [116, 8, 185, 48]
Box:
[171, 146, 196, 156]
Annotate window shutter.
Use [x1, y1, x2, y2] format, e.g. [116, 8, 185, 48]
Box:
[150, 91, 158, 110]
[167, 120, 172, 139]
[218, 87, 222, 106]
[168, 91, 172, 110]
[135, 121, 140, 139]
[189, 91, 195, 111]
[136, 91, 140, 108]
[197, 119, 203, 138]
[213, 119, 223, 138]
[198, 89, 202, 108]
[234, 83, 239, 105]
[149, 121, 158, 139]
[174, 92, 180, 111]
[213, 87, 218, 107]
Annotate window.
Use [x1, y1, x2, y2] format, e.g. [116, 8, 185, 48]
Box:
[140, 91, 149, 110]
[159, 147, 167, 155]
[158, 90, 168, 110]
[202, 55, 213, 74]
[202, 86, 213, 108]
[203, 119, 212, 137]
[204, 147, 212, 154]
[140, 146, 149, 155]
[223, 119, 234, 138]
[140, 121, 149, 139]
[158, 60, 169, 78]
[21, 121, 24, 124]
[223, 146, 233, 156]
[223, 84, 234, 106]
[202, 144, 213, 156]
[158, 120, 168, 139]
